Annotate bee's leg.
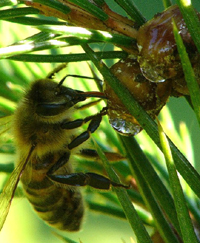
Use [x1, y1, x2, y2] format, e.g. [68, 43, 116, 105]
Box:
[48, 172, 129, 189]
[47, 149, 127, 188]
[47, 152, 70, 174]
[78, 149, 125, 162]
[61, 108, 107, 150]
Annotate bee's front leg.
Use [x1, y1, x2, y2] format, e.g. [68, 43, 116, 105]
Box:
[61, 109, 106, 150]
[48, 172, 129, 190]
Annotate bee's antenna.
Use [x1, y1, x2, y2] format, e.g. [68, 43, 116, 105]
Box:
[57, 75, 102, 88]
[46, 64, 68, 80]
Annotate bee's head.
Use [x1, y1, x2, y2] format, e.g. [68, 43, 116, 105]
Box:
[26, 79, 86, 117]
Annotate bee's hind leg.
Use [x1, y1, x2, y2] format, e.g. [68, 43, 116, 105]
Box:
[47, 149, 128, 190]
[48, 171, 129, 190]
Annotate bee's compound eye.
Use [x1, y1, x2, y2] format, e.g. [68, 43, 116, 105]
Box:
[36, 103, 66, 116]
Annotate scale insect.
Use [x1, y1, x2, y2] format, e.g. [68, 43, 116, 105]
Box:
[0, 65, 128, 232]
[104, 5, 200, 135]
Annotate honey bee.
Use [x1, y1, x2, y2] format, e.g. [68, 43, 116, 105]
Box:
[0, 65, 127, 232]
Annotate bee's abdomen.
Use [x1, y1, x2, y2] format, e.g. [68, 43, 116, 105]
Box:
[22, 170, 84, 231]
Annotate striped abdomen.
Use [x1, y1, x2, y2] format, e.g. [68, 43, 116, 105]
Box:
[21, 152, 84, 231]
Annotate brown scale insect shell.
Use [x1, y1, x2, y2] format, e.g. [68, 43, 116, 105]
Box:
[104, 58, 172, 134]
[171, 54, 200, 97]
[137, 4, 200, 84]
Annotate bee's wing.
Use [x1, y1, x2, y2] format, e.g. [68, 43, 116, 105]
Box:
[0, 115, 13, 126]
[0, 115, 13, 136]
[0, 145, 35, 231]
